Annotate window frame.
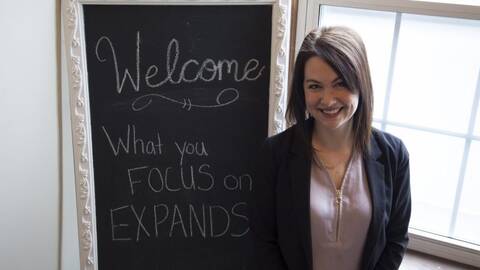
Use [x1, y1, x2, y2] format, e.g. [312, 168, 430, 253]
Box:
[295, 0, 480, 267]
[296, 0, 480, 54]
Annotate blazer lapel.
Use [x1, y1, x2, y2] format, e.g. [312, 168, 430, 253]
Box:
[361, 133, 386, 270]
[289, 120, 313, 270]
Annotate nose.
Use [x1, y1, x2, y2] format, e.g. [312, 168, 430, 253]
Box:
[320, 88, 337, 107]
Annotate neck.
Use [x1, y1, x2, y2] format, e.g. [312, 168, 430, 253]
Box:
[311, 122, 354, 152]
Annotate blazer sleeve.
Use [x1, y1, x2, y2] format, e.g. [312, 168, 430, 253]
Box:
[375, 140, 412, 270]
[248, 139, 288, 270]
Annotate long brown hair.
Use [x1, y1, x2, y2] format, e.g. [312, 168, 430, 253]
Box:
[286, 26, 373, 156]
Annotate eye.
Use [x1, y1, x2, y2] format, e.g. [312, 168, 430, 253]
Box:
[306, 84, 322, 90]
[334, 81, 348, 89]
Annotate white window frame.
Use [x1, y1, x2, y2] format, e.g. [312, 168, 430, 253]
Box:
[296, 0, 480, 267]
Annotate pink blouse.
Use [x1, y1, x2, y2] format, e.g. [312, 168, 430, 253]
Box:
[310, 153, 372, 270]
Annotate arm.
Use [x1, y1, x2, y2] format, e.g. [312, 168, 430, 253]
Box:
[375, 141, 411, 270]
[248, 140, 288, 270]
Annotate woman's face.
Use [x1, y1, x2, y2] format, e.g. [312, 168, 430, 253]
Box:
[303, 56, 359, 132]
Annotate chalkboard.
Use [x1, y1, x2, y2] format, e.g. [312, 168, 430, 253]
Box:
[81, 4, 270, 270]
[64, 0, 290, 269]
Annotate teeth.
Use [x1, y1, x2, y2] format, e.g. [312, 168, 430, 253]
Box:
[321, 107, 341, 114]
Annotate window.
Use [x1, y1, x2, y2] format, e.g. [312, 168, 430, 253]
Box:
[296, 0, 480, 266]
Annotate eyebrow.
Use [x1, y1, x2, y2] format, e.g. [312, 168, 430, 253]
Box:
[305, 79, 321, 84]
[305, 77, 342, 84]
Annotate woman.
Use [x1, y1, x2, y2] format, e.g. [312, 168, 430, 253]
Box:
[249, 26, 411, 270]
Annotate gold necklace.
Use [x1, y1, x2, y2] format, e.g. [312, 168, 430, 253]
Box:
[311, 145, 352, 170]
[312, 148, 337, 169]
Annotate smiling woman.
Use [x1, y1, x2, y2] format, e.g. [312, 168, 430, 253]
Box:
[308, 2, 480, 267]
[249, 26, 412, 270]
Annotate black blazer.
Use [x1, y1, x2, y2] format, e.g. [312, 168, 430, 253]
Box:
[249, 119, 411, 270]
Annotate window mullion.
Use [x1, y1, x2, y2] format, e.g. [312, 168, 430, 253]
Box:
[381, 12, 402, 130]
[318, 3, 325, 27]
[448, 68, 480, 237]
[373, 119, 466, 138]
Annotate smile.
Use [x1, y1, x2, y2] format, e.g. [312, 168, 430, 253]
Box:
[319, 107, 342, 115]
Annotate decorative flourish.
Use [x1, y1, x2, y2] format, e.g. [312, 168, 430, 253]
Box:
[131, 87, 239, 112]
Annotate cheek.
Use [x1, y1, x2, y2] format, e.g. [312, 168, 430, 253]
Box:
[352, 96, 359, 110]
[304, 91, 316, 107]
[349, 95, 360, 114]
[339, 92, 359, 113]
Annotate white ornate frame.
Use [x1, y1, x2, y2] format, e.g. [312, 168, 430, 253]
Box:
[62, 0, 290, 269]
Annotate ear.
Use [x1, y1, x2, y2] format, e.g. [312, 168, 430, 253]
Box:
[305, 111, 311, 119]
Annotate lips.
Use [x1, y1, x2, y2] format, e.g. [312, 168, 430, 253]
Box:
[319, 107, 343, 115]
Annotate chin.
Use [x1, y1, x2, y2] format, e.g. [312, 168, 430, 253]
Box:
[315, 120, 341, 129]
[314, 118, 350, 131]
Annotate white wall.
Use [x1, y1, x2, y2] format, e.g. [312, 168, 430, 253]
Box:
[0, 1, 60, 270]
[61, 21, 81, 270]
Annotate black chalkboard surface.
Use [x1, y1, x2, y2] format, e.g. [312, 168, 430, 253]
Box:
[83, 4, 271, 270]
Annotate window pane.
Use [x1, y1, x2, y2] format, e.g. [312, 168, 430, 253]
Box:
[475, 105, 480, 136]
[389, 14, 480, 133]
[455, 140, 480, 245]
[318, 5, 396, 120]
[385, 126, 465, 235]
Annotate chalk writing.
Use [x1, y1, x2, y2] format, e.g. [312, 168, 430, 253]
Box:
[126, 164, 215, 195]
[95, 32, 265, 112]
[102, 125, 163, 156]
[223, 174, 253, 191]
[110, 205, 131, 241]
[101, 124, 253, 242]
[110, 202, 249, 241]
[174, 140, 209, 166]
[95, 33, 266, 93]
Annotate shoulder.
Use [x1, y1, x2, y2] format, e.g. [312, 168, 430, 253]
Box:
[371, 128, 409, 169]
[261, 125, 296, 165]
[264, 124, 296, 149]
[372, 127, 406, 149]
[372, 128, 408, 154]
[264, 118, 312, 152]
